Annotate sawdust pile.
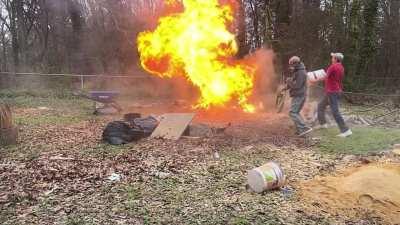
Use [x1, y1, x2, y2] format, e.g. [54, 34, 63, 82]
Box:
[299, 164, 400, 224]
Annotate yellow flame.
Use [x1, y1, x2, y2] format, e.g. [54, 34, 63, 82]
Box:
[137, 0, 255, 112]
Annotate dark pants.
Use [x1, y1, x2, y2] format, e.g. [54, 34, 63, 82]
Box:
[289, 95, 308, 133]
[317, 93, 349, 133]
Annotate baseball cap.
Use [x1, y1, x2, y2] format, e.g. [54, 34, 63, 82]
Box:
[331, 52, 344, 61]
[288, 56, 301, 65]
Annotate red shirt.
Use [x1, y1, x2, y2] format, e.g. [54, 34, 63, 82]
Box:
[325, 62, 344, 93]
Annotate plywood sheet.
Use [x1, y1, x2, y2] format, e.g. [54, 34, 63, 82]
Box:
[151, 113, 195, 140]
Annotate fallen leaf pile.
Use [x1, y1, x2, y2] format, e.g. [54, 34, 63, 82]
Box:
[1, 103, 399, 224]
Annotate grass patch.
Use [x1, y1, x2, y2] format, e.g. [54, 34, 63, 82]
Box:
[0, 208, 17, 225]
[0, 88, 77, 100]
[14, 114, 89, 126]
[0, 143, 45, 160]
[315, 127, 400, 155]
[81, 143, 133, 158]
[9, 96, 91, 110]
[4, 91, 94, 126]
[64, 216, 96, 225]
[0, 89, 92, 111]
[230, 217, 251, 225]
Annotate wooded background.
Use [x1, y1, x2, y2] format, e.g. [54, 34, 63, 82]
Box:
[0, 0, 399, 92]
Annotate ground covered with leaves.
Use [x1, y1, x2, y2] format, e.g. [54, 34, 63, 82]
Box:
[1, 93, 400, 225]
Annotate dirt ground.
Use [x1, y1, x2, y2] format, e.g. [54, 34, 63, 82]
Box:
[300, 163, 400, 224]
[1, 96, 400, 225]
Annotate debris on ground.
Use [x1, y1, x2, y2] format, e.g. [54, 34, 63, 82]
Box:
[151, 113, 195, 140]
[342, 155, 357, 162]
[212, 150, 220, 160]
[102, 114, 159, 145]
[393, 144, 400, 155]
[342, 104, 400, 128]
[2, 97, 400, 224]
[107, 173, 122, 182]
[344, 115, 372, 126]
[241, 145, 255, 152]
[102, 121, 145, 145]
[154, 171, 171, 179]
[281, 186, 295, 199]
[37, 106, 50, 111]
[129, 115, 160, 136]
[186, 123, 213, 137]
[247, 162, 285, 193]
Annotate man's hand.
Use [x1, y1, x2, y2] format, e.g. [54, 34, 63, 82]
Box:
[286, 77, 295, 89]
[279, 85, 289, 92]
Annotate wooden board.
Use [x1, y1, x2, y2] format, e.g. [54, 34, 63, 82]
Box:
[151, 113, 195, 140]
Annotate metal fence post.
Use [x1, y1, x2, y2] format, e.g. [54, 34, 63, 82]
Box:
[80, 75, 84, 90]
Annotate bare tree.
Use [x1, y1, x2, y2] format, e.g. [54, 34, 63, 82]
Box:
[0, 0, 398, 91]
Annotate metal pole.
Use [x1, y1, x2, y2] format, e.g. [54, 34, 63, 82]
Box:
[80, 75, 84, 90]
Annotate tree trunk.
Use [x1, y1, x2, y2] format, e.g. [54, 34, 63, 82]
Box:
[16, 0, 26, 70]
[1, 34, 7, 71]
[68, 0, 84, 74]
[355, 0, 379, 89]
[291, 0, 304, 19]
[7, 1, 19, 73]
[236, 0, 248, 57]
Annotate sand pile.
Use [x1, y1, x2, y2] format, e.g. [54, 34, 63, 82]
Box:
[300, 164, 400, 224]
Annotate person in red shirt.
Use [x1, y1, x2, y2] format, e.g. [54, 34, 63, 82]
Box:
[316, 53, 352, 137]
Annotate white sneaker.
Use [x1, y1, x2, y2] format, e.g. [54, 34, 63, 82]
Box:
[337, 129, 352, 138]
[314, 124, 328, 130]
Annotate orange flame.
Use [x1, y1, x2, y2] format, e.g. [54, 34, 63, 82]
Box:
[137, 0, 256, 112]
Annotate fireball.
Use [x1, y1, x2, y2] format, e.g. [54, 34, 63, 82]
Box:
[137, 0, 256, 112]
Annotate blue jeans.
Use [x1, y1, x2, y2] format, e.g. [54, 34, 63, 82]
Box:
[289, 95, 308, 133]
[317, 93, 349, 133]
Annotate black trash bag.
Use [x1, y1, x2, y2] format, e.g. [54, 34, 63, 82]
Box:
[132, 116, 159, 136]
[102, 121, 145, 145]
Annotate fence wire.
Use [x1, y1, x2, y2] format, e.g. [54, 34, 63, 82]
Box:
[1, 71, 400, 98]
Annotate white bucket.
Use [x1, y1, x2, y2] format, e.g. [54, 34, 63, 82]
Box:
[307, 69, 327, 82]
[247, 162, 285, 193]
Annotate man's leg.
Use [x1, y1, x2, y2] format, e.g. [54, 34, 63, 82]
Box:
[317, 94, 329, 125]
[289, 96, 307, 133]
[328, 93, 349, 133]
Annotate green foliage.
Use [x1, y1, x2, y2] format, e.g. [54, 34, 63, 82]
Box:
[343, 0, 362, 91]
[256, 0, 397, 93]
[355, 0, 379, 90]
[332, 0, 346, 48]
